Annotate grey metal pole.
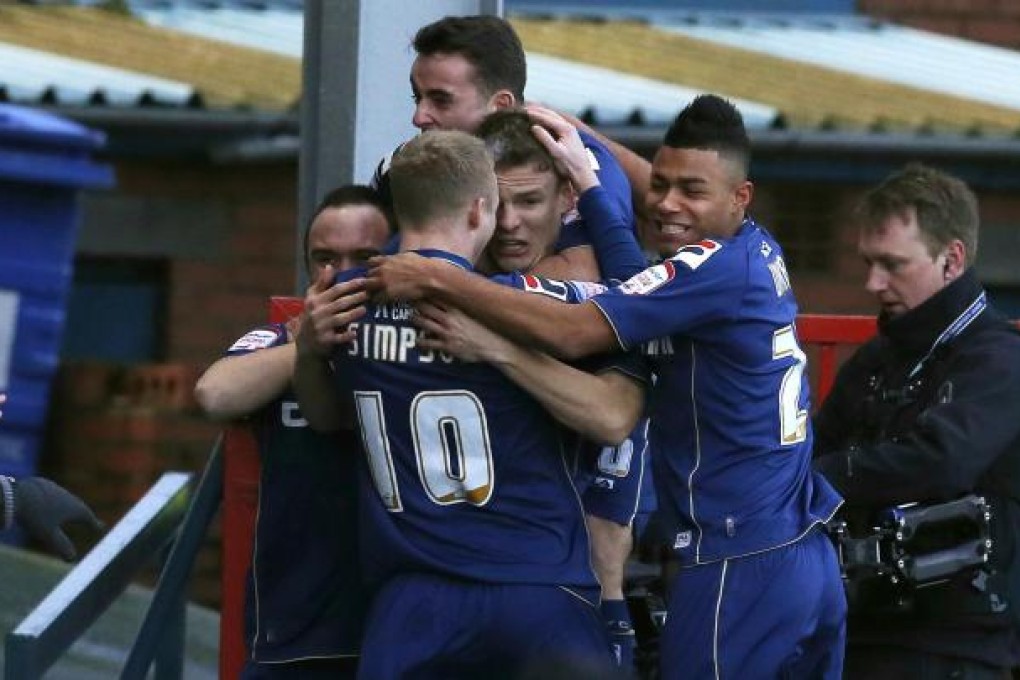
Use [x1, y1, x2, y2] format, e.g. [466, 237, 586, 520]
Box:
[295, 0, 503, 293]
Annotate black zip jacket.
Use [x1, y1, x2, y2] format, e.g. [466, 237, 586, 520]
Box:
[814, 269, 1020, 667]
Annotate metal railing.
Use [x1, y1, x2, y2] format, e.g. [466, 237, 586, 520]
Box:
[4, 436, 224, 680]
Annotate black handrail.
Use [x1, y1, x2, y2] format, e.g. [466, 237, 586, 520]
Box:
[4, 436, 224, 679]
[122, 436, 223, 679]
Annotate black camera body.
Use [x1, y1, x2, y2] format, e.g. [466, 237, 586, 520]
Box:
[828, 495, 993, 610]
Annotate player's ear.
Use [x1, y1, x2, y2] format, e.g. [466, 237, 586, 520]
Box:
[467, 196, 484, 230]
[734, 180, 753, 214]
[556, 177, 575, 215]
[490, 89, 515, 111]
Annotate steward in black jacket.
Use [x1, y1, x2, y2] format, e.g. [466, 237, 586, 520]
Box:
[814, 164, 1020, 678]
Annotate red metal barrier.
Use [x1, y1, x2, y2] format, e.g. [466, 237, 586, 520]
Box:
[220, 297, 303, 680]
[218, 306, 880, 675]
[220, 424, 259, 680]
[797, 314, 877, 403]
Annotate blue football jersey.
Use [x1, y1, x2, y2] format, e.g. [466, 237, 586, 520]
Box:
[226, 324, 366, 662]
[591, 219, 843, 564]
[494, 272, 654, 527]
[333, 251, 599, 601]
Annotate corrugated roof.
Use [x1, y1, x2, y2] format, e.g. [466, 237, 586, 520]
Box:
[129, 3, 778, 127]
[134, 5, 301, 58]
[0, 5, 299, 110]
[510, 15, 1020, 135]
[0, 41, 196, 107]
[526, 53, 778, 127]
[0, 3, 779, 128]
[658, 14, 1020, 113]
[3, 4, 1019, 138]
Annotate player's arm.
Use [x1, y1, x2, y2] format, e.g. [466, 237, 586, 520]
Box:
[292, 270, 368, 432]
[528, 107, 645, 281]
[292, 347, 347, 432]
[195, 342, 296, 421]
[528, 246, 600, 280]
[369, 256, 617, 360]
[553, 108, 652, 229]
[415, 303, 643, 445]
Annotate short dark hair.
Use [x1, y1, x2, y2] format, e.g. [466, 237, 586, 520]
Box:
[302, 185, 394, 260]
[664, 94, 750, 178]
[414, 15, 526, 102]
[476, 108, 559, 177]
[857, 163, 979, 265]
[389, 130, 497, 230]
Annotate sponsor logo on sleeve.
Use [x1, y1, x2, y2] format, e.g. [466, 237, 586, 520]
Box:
[673, 530, 692, 549]
[670, 240, 722, 271]
[228, 328, 281, 352]
[619, 261, 676, 296]
[521, 275, 570, 301]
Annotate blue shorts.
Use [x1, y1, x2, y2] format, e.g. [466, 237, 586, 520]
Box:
[357, 572, 614, 679]
[580, 419, 654, 527]
[660, 528, 846, 680]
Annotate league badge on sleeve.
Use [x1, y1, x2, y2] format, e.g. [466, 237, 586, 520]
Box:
[227, 327, 283, 353]
[619, 261, 676, 296]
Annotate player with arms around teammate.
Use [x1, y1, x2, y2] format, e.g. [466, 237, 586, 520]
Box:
[296, 130, 646, 679]
[373, 14, 636, 281]
[194, 186, 390, 679]
[367, 95, 847, 679]
[476, 107, 650, 671]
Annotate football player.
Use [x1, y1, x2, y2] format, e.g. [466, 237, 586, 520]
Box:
[295, 131, 646, 678]
[367, 95, 848, 680]
[194, 186, 391, 679]
[372, 14, 636, 282]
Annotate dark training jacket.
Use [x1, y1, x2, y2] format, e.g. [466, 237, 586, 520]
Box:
[814, 269, 1020, 667]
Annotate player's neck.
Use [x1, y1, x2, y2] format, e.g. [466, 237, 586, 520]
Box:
[399, 232, 477, 266]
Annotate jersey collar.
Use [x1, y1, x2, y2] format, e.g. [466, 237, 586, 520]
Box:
[411, 249, 474, 272]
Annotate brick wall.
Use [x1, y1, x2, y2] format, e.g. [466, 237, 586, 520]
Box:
[108, 159, 301, 368]
[41, 157, 304, 609]
[42, 361, 223, 606]
[859, 0, 1020, 49]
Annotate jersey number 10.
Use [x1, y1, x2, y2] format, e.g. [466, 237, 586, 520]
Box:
[354, 390, 496, 511]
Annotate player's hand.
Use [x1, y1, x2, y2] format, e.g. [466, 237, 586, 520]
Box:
[366, 253, 437, 302]
[13, 477, 104, 561]
[526, 105, 600, 194]
[297, 267, 368, 357]
[414, 302, 513, 364]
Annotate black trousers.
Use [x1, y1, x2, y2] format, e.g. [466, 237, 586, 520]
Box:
[843, 647, 1011, 680]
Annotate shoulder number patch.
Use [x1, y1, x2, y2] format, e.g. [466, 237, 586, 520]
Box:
[228, 328, 282, 352]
